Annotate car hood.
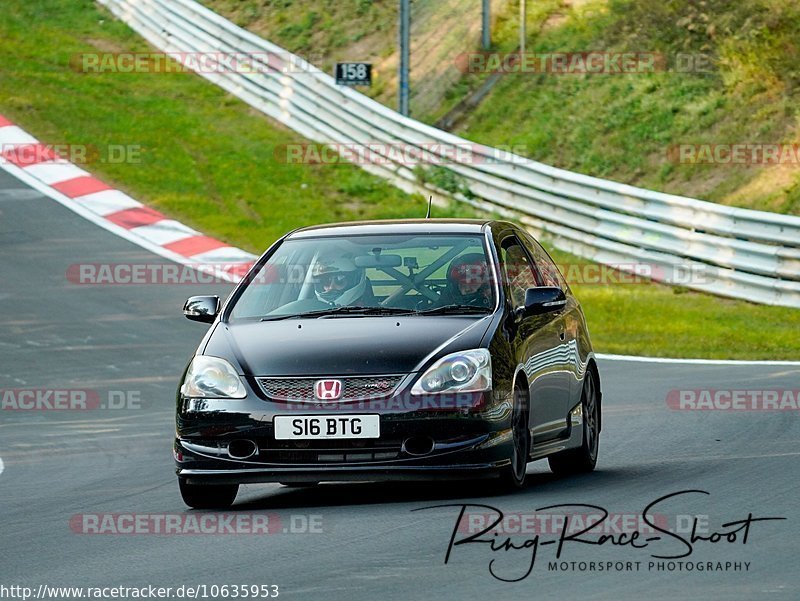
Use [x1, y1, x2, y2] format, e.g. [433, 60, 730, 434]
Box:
[203, 315, 493, 376]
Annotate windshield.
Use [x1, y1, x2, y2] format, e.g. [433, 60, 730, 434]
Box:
[229, 233, 496, 320]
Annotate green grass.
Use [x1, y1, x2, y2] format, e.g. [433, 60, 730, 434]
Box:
[578, 283, 800, 359]
[0, 0, 797, 359]
[198, 0, 397, 64]
[0, 0, 466, 254]
[198, 0, 402, 109]
[544, 249, 800, 359]
[199, 0, 503, 123]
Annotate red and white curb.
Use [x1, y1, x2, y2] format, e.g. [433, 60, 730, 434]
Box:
[0, 115, 255, 283]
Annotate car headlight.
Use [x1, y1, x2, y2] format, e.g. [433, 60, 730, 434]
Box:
[411, 349, 492, 395]
[181, 356, 247, 399]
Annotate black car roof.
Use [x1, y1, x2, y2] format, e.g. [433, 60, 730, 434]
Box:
[287, 218, 503, 239]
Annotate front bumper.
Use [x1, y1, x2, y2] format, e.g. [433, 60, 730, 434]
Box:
[174, 389, 514, 483]
[177, 464, 506, 486]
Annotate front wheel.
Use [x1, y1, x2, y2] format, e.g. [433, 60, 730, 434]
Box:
[178, 478, 239, 509]
[548, 371, 599, 475]
[497, 383, 530, 490]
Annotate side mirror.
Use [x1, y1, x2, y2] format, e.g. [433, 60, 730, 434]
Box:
[183, 295, 220, 323]
[519, 287, 566, 317]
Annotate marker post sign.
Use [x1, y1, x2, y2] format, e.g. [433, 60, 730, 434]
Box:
[335, 62, 372, 87]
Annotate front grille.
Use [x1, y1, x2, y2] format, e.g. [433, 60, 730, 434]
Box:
[270, 449, 401, 463]
[268, 437, 402, 463]
[270, 438, 401, 451]
[257, 375, 405, 402]
[261, 438, 404, 464]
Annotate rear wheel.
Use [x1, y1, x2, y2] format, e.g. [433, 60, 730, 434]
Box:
[548, 371, 599, 475]
[178, 478, 238, 509]
[497, 382, 530, 490]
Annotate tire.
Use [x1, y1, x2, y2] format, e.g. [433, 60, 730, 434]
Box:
[548, 370, 600, 475]
[178, 478, 239, 509]
[497, 382, 530, 490]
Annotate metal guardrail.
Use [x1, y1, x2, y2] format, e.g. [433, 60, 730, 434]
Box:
[97, 0, 800, 308]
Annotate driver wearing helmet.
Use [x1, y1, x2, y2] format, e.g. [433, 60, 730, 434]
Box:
[312, 256, 373, 306]
[438, 252, 493, 308]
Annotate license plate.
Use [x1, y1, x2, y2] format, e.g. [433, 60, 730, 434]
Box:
[274, 415, 380, 440]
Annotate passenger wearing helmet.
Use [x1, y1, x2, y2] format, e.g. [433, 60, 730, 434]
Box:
[437, 252, 493, 308]
[312, 256, 373, 306]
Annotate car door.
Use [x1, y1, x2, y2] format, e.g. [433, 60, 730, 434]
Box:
[521, 232, 583, 419]
[499, 235, 571, 443]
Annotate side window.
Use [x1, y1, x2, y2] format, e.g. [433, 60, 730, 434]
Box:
[500, 237, 541, 307]
[523, 234, 567, 290]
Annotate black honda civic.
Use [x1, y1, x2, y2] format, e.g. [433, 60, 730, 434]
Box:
[175, 219, 601, 508]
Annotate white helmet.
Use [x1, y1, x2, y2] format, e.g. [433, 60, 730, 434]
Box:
[312, 256, 366, 305]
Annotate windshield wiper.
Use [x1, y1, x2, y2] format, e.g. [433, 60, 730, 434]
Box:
[312, 306, 418, 318]
[260, 313, 309, 321]
[261, 306, 416, 321]
[261, 304, 491, 321]
[415, 304, 492, 316]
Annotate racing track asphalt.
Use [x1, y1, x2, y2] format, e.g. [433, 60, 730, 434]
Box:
[1, 168, 798, 600]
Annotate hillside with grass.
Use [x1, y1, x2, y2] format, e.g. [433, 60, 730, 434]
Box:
[205, 0, 800, 215]
[0, 0, 461, 253]
[199, 0, 513, 123]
